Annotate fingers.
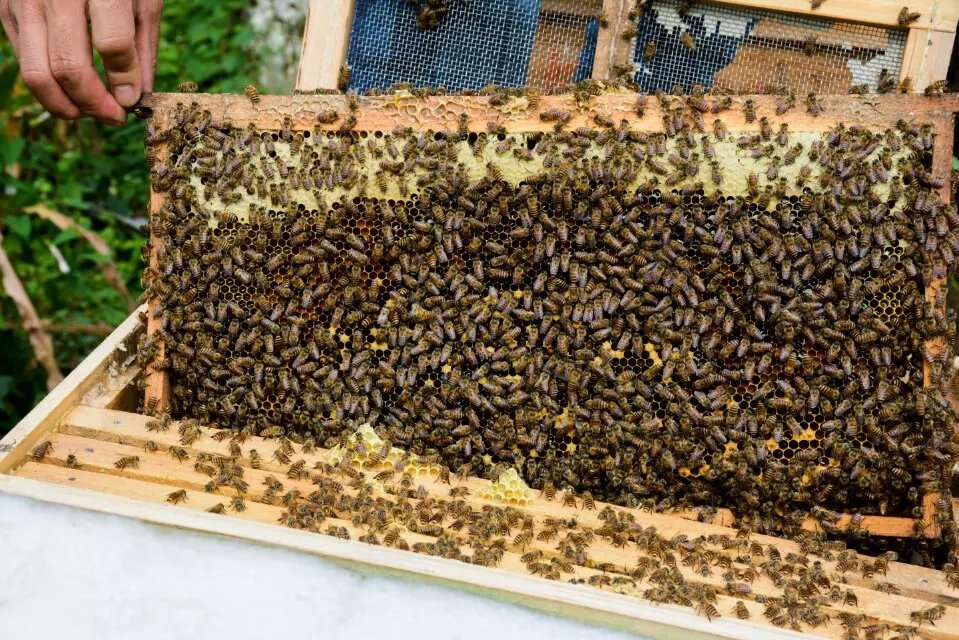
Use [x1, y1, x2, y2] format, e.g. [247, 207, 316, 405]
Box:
[44, 0, 126, 125]
[89, 0, 140, 107]
[16, 0, 80, 119]
[0, 0, 20, 56]
[134, 0, 162, 92]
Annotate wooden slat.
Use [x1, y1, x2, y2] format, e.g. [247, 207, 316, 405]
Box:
[706, 0, 958, 31]
[57, 404, 915, 539]
[83, 365, 141, 410]
[542, 0, 604, 18]
[138, 92, 959, 135]
[591, 0, 629, 81]
[143, 128, 170, 414]
[0, 308, 144, 473]
[900, 28, 958, 91]
[295, 0, 356, 92]
[55, 405, 957, 603]
[0, 470, 817, 640]
[23, 429, 959, 638]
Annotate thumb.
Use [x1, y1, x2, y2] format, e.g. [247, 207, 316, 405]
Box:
[90, 0, 140, 107]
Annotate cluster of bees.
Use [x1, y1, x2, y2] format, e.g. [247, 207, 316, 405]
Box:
[31, 419, 957, 634]
[139, 82, 958, 540]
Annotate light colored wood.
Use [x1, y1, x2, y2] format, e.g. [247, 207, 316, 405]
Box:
[54, 405, 953, 599]
[542, 0, 604, 18]
[5, 460, 935, 640]
[295, 0, 356, 92]
[0, 308, 144, 474]
[706, 0, 958, 31]
[143, 129, 170, 414]
[15, 423, 959, 638]
[900, 28, 958, 91]
[139, 92, 959, 135]
[83, 365, 142, 411]
[0, 472, 823, 640]
[591, 0, 629, 80]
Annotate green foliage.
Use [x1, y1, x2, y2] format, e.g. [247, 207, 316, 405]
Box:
[0, 1, 261, 436]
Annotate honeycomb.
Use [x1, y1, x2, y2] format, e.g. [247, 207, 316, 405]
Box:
[142, 93, 957, 529]
[327, 423, 442, 478]
[481, 468, 535, 506]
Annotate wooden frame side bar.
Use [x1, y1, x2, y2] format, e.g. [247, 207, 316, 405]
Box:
[591, 0, 629, 81]
[295, 0, 356, 92]
[0, 307, 145, 473]
[900, 28, 957, 91]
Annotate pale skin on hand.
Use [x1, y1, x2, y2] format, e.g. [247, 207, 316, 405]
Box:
[0, 0, 163, 126]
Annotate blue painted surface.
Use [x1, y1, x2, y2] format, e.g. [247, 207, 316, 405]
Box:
[633, 5, 758, 92]
[573, 18, 600, 83]
[347, 0, 543, 92]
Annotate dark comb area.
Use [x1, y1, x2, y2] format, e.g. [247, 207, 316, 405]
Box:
[142, 95, 957, 533]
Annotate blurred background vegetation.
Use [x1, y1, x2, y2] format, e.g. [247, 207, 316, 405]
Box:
[0, 1, 304, 437]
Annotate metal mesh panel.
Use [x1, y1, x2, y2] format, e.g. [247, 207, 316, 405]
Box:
[632, 0, 907, 94]
[346, 0, 601, 92]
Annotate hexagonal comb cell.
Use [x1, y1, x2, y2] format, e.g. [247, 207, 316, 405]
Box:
[481, 468, 535, 506]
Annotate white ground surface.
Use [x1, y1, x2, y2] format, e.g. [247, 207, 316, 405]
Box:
[0, 493, 641, 640]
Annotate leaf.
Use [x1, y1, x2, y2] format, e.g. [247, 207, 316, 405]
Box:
[6, 215, 31, 239]
[0, 135, 25, 166]
[51, 227, 80, 245]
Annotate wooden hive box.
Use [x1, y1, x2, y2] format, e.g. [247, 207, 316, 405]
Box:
[2, 310, 959, 640]
[137, 90, 959, 540]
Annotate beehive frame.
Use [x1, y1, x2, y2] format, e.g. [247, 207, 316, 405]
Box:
[295, 0, 958, 94]
[2, 314, 959, 640]
[138, 90, 959, 539]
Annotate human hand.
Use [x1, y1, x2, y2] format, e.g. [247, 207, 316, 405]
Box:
[0, 0, 163, 126]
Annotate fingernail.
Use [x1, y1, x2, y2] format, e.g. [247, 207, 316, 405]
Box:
[114, 84, 138, 107]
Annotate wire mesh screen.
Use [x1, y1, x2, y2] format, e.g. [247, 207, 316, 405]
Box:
[346, 0, 601, 92]
[632, 0, 907, 94]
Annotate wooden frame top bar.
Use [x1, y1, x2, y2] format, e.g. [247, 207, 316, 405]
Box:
[140, 92, 959, 134]
[705, 0, 959, 32]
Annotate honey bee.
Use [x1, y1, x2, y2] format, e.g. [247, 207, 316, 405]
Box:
[244, 84, 261, 105]
[317, 109, 339, 125]
[333, 65, 352, 92]
[230, 496, 246, 512]
[114, 455, 140, 471]
[898, 76, 912, 93]
[680, 33, 697, 52]
[207, 503, 226, 514]
[743, 99, 756, 122]
[712, 119, 727, 140]
[167, 489, 188, 505]
[32, 441, 53, 461]
[643, 40, 657, 60]
[733, 601, 750, 619]
[168, 446, 189, 462]
[898, 6, 921, 26]
[806, 92, 822, 115]
[924, 80, 947, 96]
